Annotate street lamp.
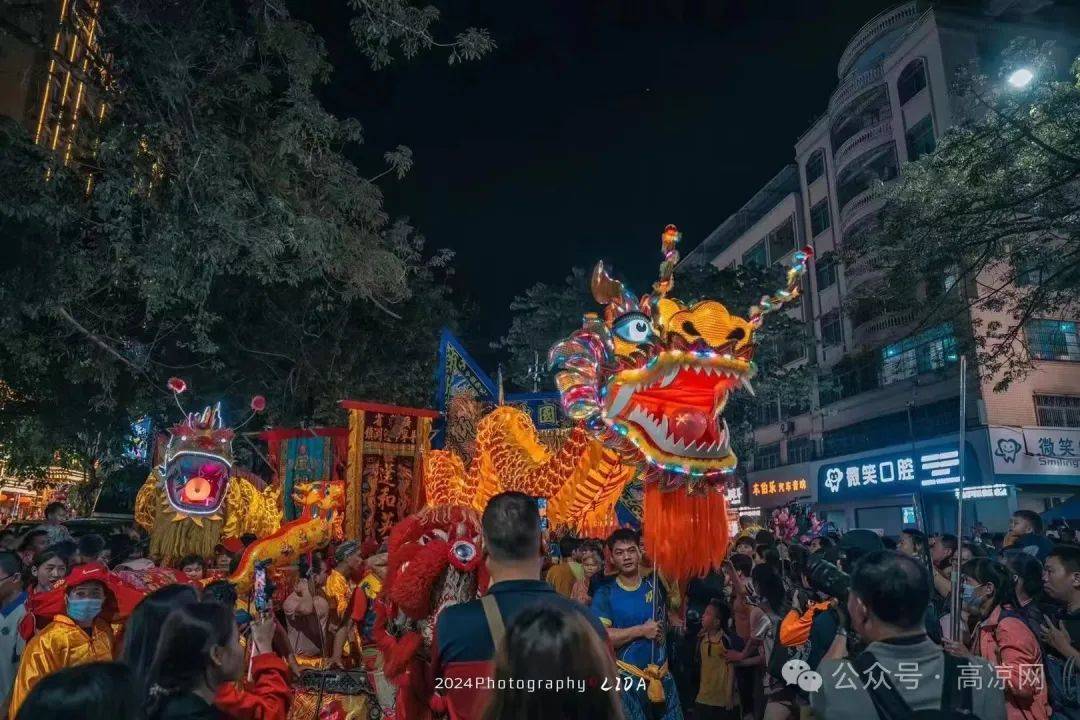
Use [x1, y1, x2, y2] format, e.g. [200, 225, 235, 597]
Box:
[1007, 67, 1035, 89]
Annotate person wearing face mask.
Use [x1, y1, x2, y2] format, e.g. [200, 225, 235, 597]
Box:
[945, 558, 1051, 720]
[813, 551, 1003, 720]
[8, 562, 115, 718]
[145, 602, 287, 720]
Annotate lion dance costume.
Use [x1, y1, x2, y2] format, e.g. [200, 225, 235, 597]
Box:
[425, 225, 810, 581]
[374, 474, 487, 720]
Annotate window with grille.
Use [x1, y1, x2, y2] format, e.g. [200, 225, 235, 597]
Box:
[805, 150, 825, 185]
[1035, 395, 1080, 427]
[742, 240, 767, 267]
[1025, 320, 1080, 362]
[906, 116, 936, 161]
[754, 443, 782, 471]
[898, 59, 927, 105]
[787, 437, 816, 464]
[767, 216, 797, 262]
[810, 198, 831, 237]
[753, 398, 779, 428]
[821, 311, 843, 346]
[880, 323, 958, 385]
[816, 254, 837, 290]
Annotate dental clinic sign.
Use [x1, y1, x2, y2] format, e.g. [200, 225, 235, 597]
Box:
[818, 442, 972, 501]
[990, 426, 1080, 477]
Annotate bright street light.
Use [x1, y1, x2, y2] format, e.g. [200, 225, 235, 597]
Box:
[1007, 68, 1034, 89]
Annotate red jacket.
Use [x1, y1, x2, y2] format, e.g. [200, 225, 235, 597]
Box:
[214, 653, 292, 720]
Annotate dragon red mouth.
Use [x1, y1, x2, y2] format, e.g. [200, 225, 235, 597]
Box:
[164, 453, 229, 515]
[603, 353, 752, 470]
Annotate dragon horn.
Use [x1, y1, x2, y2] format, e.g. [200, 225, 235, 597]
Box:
[748, 245, 814, 326]
[591, 261, 625, 306]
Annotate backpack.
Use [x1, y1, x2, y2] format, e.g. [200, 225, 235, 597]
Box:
[998, 607, 1080, 720]
[767, 601, 828, 683]
[852, 649, 978, 720]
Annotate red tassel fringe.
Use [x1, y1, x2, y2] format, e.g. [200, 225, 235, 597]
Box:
[642, 484, 731, 584]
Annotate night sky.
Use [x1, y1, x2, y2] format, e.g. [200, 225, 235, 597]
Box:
[297, 0, 899, 365]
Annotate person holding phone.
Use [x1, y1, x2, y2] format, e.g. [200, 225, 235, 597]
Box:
[283, 554, 331, 668]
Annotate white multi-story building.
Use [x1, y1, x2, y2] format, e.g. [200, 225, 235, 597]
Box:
[685, 1, 1080, 536]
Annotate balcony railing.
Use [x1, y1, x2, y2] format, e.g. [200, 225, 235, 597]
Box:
[834, 120, 893, 174]
[839, 183, 887, 231]
[829, 65, 885, 117]
[853, 308, 917, 348]
[837, 2, 921, 79]
[844, 255, 883, 292]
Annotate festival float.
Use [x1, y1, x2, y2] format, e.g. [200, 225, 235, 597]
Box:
[425, 226, 811, 581]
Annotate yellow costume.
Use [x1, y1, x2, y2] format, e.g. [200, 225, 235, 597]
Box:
[325, 569, 352, 618]
[135, 467, 280, 565]
[9, 615, 114, 717]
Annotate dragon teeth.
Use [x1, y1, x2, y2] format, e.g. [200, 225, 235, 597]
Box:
[607, 385, 635, 417]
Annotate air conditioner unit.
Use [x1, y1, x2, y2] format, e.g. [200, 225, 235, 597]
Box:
[780, 420, 795, 434]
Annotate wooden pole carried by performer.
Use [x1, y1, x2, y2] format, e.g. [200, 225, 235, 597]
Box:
[950, 355, 968, 642]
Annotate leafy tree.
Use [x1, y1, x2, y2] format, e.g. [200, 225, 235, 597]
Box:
[494, 261, 818, 463]
[845, 43, 1080, 390]
[347, 0, 495, 69]
[0, 0, 490, 489]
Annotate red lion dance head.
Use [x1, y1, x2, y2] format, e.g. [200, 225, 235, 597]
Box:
[375, 505, 486, 720]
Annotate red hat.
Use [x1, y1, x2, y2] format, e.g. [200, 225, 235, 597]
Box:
[216, 537, 245, 555]
[65, 562, 111, 590]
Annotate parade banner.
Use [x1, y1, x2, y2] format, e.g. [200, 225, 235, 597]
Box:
[341, 401, 438, 542]
[434, 329, 497, 448]
[261, 427, 349, 520]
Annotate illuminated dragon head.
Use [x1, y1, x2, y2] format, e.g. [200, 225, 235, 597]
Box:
[551, 225, 811, 480]
[161, 403, 234, 516]
[159, 380, 267, 517]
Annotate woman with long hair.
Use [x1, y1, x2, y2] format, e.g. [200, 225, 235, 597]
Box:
[571, 542, 603, 605]
[14, 661, 139, 720]
[18, 549, 71, 639]
[119, 584, 199, 699]
[749, 565, 794, 720]
[482, 605, 622, 720]
[27, 550, 68, 595]
[946, 558, 1051, 720]
[143, 602, 289, 720]
[1004, 553, 1052, 633]
[282, 552, 330, 668]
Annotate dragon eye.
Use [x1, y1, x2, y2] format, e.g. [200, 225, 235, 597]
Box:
[451, 540, 476, 563]
[613, 313, 653, 343]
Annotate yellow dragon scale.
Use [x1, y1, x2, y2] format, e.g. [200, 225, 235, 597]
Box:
[425, 405, 632, 532]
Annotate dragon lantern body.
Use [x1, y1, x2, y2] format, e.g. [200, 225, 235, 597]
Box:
[425, 226, 810, 581]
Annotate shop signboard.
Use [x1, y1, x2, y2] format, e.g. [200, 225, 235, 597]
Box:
[817, 442, 978, 502]
[989, 426, 1080, 477]
[749, 477, 809, 502]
